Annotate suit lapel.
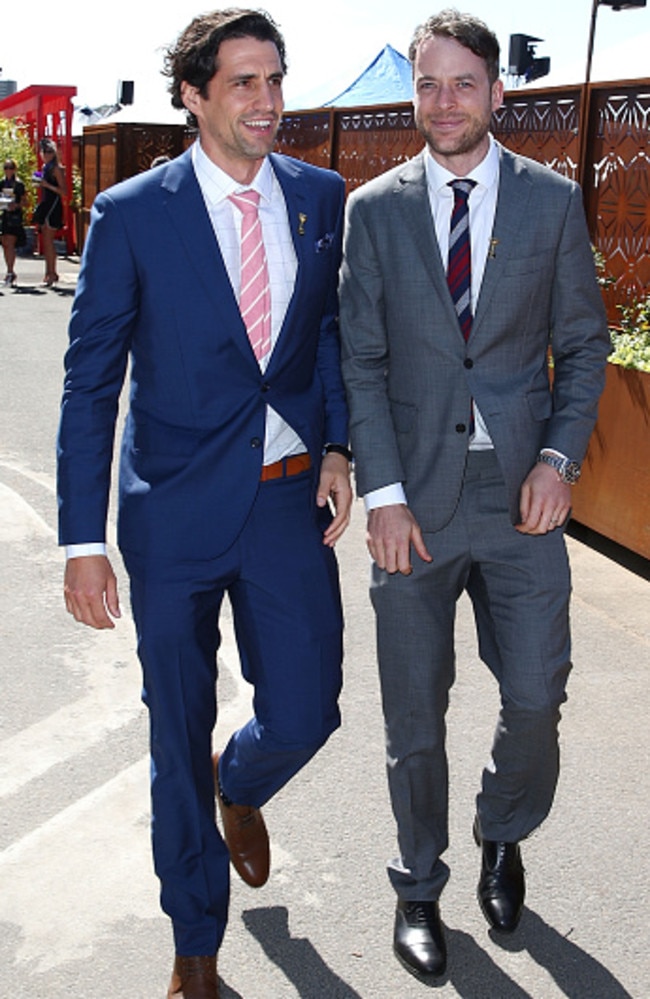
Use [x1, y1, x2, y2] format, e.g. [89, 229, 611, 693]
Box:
[395, 151, 462, 336]
[264, 154, 310, 370]
[160, 149, 253, 363]
[472, 146, 533, 337]
[269, 152, 308, 254]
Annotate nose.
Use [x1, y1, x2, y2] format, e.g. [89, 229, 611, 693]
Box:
[256, 80, 281, 111]
[435, 82, 456, 109]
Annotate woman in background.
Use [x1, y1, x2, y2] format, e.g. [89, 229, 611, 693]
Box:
[33, 138, 65, 287]
[1, 159, 26, 287]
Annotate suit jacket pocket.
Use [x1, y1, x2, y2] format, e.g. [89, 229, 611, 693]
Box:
[389, 399, 417, 434]
[501, 251, 551, 278]
[131, 418, 202, 456]
[525, 386, 553, 421]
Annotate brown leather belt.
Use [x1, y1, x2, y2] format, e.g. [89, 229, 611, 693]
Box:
[260, 452, 311, 482]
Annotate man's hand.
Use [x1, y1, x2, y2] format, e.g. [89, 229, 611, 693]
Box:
[317, 452, 353, 546]
[64, 555, 121, 630]
[367, 503, 432, 574]
[517, 462, 572, 535]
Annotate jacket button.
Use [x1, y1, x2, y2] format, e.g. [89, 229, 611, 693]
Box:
[261, 382, 270, 392]
[250, 437, 262, 448]
[455, 423, 467, 434]
[464, 358, 474, 369]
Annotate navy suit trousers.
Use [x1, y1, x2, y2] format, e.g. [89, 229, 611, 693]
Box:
[125, 469, 343, 954]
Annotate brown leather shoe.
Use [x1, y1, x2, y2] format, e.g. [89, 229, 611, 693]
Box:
[167, 954, 219, 998]
[213, 753, 270, 888]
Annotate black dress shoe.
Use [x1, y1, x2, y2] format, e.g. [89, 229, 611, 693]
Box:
[474, 816, 525, 933]
[393, 899, 447, 980]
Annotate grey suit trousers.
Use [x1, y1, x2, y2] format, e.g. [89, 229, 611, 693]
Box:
[371, 450, 572, 901]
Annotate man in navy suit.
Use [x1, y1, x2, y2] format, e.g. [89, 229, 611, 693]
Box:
[57, 10, 352, 997]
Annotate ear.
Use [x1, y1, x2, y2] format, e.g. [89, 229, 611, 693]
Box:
[181, 80, 201, 115]
[491, 78, 505, 113]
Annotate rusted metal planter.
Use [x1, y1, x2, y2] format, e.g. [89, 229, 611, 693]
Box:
[571, 363, 650, 559]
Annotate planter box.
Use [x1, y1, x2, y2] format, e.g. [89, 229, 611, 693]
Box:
[571, 363, 650, 559]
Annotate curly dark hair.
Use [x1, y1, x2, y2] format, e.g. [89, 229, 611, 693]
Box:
[163, 8, 288, 128]
[408, 8, 500, 85]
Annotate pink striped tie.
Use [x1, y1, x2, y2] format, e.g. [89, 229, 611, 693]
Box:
[228, 190, 271, 361]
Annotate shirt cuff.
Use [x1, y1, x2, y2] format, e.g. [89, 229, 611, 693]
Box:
[65, 543, 107, 559]
[363, 482, 407, 511]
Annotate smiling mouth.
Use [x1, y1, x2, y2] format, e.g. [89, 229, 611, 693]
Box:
[243, 118, 276, 130]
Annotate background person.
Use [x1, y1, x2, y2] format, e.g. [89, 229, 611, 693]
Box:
[340, 7, 610, 983]
[57, 9, 352, 998]
[1, 159, 26, 286]
[33, 137, 65, 287]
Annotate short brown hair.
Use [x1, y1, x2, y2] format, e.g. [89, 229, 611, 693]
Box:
[163, 8, 288, 128]
[409, 8, 500, 85]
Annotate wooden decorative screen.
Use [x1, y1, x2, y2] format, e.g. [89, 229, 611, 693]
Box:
[335, 108, 422, 192]
[278, 81, 650, 315]
[588, 82, 650, 308]
[492, 87, 581, 180]
[72, 80, 650, 310]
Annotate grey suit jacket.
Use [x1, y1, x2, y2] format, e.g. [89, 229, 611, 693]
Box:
[339, 144, 610, 529]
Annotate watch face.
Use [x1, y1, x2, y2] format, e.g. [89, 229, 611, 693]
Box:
[537, 453, 581, 483]
[564, 461, 581, 484]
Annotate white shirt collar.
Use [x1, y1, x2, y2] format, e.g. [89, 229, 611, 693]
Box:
[192, 140, 275, 206]
[424, 134, 500, 196]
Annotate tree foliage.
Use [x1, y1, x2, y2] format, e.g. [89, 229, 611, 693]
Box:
[0, 118, 38, 216]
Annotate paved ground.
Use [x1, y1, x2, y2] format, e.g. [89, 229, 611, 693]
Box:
[1, 253, 648, 998]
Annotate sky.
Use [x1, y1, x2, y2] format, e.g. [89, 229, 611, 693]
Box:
[1, 0, 648, 116]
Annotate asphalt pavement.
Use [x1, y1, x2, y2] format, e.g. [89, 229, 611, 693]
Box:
[1, 253, 648, 998]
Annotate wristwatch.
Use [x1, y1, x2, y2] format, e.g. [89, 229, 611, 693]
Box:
[323, 443, 353, 462]
[536, 452, 581, 484]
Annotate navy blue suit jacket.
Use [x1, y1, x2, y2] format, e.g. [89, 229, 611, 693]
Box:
[57, 148, 348, 561]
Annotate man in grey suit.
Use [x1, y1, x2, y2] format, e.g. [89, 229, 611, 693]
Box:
[339, 9, 610, 983]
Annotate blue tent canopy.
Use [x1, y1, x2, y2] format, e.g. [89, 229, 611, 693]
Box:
[324, 44, 413, 107]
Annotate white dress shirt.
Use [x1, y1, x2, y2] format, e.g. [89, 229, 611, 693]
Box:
[193, 141, 305, 464]
[365, 136, 500, 512]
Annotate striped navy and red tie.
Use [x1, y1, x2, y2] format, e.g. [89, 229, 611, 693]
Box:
[447, 179, 477, 341]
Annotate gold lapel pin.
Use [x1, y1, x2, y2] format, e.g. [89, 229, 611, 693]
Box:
[298, 213, 307, 236]
[489, 238, 499, 259]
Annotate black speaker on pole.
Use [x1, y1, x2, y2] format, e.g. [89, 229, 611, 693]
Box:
[117, 80, 134, 106]
[599, 0, 645, 8]
[508, 34, 551, 82]
[508, 34, 538, 76]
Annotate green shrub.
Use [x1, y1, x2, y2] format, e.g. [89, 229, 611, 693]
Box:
[610, 296, 650, 373]
[592, 247, 650, 372]
[609, 295, 650, 371]
[0, 117, 38, 216]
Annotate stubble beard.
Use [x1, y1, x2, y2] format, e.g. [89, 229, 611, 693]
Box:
[416, 109, 491, 162]
[236, 116, 281, 161]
